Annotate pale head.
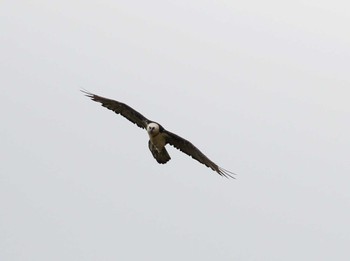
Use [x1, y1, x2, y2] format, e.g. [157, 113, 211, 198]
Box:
[147, 122, 160, 137]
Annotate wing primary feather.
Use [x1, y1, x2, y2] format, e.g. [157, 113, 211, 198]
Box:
[81, 90, 151, 129]
[218, 167, 237, 179]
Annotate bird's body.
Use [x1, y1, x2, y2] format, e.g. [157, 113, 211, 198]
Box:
[147, 123, 166, 150]
[149, 129, 167, 152]
[82, 90, 235, 178]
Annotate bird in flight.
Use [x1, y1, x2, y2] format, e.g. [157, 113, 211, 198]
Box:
[82, 91, 235, 178]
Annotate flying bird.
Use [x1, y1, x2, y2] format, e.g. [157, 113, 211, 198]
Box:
[82, 90, 235, 178]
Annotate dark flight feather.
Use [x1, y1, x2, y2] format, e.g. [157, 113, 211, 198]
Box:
[163, 130, 235, 178]
[82, 90, 151, 129]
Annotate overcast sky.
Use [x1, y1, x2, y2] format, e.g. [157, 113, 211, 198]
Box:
[1, 1, 350, 260]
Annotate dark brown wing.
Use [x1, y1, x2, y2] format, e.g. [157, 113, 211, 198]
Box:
[163, 130, 235, 178]
[82, 90, 151, 129]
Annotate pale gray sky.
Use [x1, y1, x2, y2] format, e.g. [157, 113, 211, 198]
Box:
[1, 1, 350, 260]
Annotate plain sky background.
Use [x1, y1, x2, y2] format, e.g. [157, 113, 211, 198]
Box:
[1, 1, 350, 260]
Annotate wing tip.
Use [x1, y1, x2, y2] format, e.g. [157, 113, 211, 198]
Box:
[80, 89, 94, 98]
[218, 167, 237, 179]
[81, 89, 102, 103]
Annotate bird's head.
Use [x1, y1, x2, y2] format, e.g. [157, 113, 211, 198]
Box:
[147, 122, 160, 137]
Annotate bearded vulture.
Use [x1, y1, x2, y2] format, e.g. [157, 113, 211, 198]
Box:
[82, 91, 235, 178]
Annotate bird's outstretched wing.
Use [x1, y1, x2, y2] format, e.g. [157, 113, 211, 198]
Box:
[82, 90, 151, 129]
[163, 130, 235, 178]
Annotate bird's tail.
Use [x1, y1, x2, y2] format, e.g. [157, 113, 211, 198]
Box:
[148, 140, 171, 164]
